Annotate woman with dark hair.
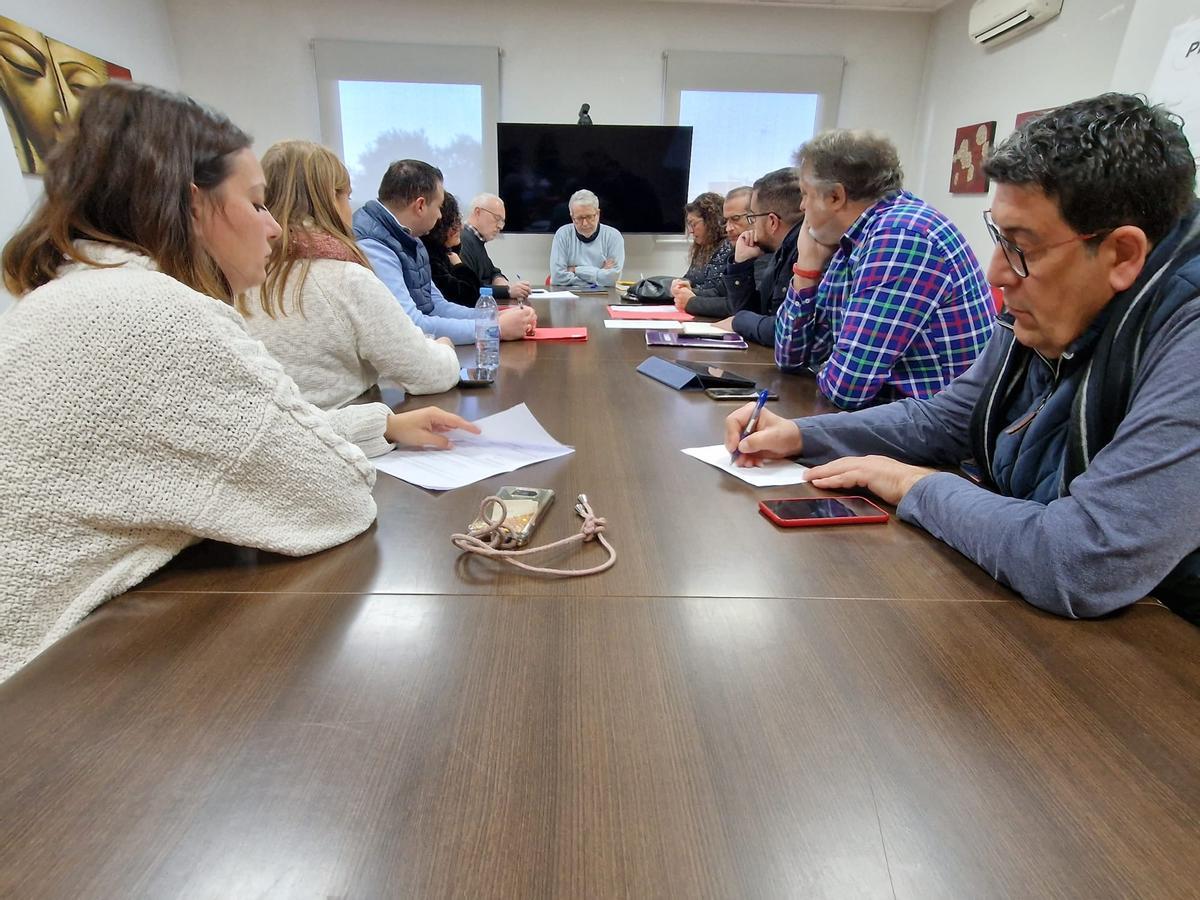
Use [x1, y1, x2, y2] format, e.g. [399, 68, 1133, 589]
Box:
[0, 82, 477, 682]
[675, 192, 733, 297]
[420, 191, 483, 307]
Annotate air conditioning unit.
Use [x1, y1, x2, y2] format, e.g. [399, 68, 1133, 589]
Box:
[969, 0, 1063, 47]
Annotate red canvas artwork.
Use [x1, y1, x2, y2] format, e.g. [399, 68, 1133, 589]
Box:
[1014, 107, 1056, 130]
[949, 121, 996, 194]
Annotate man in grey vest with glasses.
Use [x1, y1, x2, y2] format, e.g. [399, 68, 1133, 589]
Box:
[723, 93, 1200, 626]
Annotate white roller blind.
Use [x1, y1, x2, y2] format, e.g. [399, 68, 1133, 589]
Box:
[312, 39, 500, 207]
[663, 51, 843, 127]
[664, 51, 843, 197]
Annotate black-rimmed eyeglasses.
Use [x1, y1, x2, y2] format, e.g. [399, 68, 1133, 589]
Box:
[983, 209, 1108, 278]
[743, 210, 776, 228]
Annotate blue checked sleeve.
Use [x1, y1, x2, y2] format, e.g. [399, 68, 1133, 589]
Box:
[817, 231, 950, 410]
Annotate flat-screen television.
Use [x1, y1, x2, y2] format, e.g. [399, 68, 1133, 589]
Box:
[496, 123, 693, 235]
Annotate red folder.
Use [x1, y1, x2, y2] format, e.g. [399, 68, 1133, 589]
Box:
[525, 327, 588, 341]
[607, 306, 694, 321]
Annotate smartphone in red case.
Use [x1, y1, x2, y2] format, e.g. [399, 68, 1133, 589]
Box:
[758, 496, 889, 527]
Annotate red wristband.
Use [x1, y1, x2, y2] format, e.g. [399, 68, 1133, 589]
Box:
[792, 264, 823, 280]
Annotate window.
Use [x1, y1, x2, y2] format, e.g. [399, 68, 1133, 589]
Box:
[313, 40, 499, 210]
[664, 51, 843, 200]
[678, 90, 820, 198]
[338, 81, 484, 210]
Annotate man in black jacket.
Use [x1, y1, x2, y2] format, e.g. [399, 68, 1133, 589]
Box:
[722, 168, 804, 347]
[459, 193, 532, 302]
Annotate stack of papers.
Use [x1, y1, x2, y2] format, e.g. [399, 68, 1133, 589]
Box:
[603, 319, 684, 330]
[529, 290, 580, 300]
[608, 306, 694, 322]
[374, 403, 573, 490]
[526, 327, 587, 341]
[681, 445, 809, 487]
[681, 322, 729, 336]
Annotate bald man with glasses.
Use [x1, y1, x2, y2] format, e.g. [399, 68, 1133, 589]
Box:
[459, 193, 532, 302]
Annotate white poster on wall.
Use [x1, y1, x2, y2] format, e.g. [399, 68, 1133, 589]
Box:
[1148, 18, 1200, 154]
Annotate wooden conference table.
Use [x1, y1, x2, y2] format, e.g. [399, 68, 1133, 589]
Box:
[2, 292, 1198, 898]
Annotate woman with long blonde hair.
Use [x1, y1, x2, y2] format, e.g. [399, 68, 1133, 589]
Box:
[241, 140, 460, 409]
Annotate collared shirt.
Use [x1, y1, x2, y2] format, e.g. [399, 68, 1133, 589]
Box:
[774, 190, 994, 410]
[353, 201, 480, 345]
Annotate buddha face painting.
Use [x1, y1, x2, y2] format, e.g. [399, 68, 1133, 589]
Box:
[0, 16, 130, 174]
[47, 39, 109, 122]
[0, 15, 67, 174]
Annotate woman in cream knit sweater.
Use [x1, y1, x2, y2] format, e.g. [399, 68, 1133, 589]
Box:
[0, 83, 477, 683]
[240, 140, 460, 409]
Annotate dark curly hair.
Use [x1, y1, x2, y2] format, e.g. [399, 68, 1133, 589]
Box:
[425, 191, 462, 248]
[984, 93, 1195, 247]
[685, 191, 725, 270]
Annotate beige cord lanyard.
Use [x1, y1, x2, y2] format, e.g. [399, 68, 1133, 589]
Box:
[450, 493, 616, 576]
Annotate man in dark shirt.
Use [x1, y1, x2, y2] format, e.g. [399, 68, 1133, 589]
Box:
[720, 168, 804, 347]
[458, 193, 532, 302]
[673, 185, 768, 318]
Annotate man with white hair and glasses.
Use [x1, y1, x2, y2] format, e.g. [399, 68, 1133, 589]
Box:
[549, 189, 625, 288]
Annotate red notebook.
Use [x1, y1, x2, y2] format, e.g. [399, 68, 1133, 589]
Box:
[607, 306, 694, 321]
[525, 327, 588, 341]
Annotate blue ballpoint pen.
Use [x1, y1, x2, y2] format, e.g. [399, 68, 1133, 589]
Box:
[730, 389, 771, 464]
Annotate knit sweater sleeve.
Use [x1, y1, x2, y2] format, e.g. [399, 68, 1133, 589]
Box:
[312, 262, 460, 397]
[148, 288, 382, 555]
[549, 227, 583, 286]
[684, 291, 732, 318]
[592, 228, 624, 287]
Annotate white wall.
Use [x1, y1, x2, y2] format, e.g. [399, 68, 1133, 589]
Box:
[911, 0, 1135, 264]
[0, 0, 180, 311]
[164, 0, 934, 282]
[1111, 0, 1200, 91]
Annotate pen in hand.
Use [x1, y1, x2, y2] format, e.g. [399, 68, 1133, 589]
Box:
[514, 274, 525, 308]
[730, 389, 771, 465]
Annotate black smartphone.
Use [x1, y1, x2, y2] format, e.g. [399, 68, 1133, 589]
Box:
[705, 387, 778, 401]
[459, 367, 495, 387]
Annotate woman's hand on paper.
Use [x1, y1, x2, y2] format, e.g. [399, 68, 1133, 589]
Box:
[386, 408, 480, 450]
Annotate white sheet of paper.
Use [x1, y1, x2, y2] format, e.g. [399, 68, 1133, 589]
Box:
[681, 322, 727, 336]
[623, 304, 678, 313]
[530, 290, 580, 299]
[375, 403, 573, 490]
[603, 319, 684, 330]
[681, 444, 809, 487]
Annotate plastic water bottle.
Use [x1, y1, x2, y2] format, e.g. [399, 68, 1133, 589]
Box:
[474, 287, 500, 374]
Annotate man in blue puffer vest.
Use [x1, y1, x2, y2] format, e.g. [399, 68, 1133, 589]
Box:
[353, 159, 535, 345]
[722, 93, 1200, 625]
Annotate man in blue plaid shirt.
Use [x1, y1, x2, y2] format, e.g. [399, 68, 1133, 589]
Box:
[776, 130, 995, 410]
